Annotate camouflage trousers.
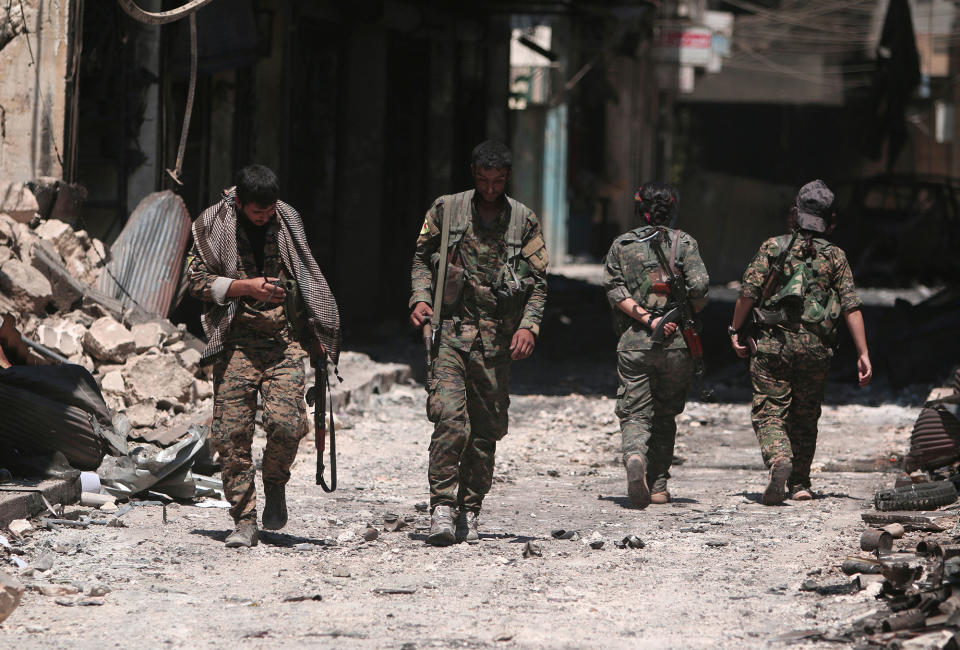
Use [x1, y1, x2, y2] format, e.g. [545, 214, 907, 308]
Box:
[750, 351, 831, 489]
[615, 348, 693, 493]
[211, 335, 307, 524]
[426, 339, 511, 513]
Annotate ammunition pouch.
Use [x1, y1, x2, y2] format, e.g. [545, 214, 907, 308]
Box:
[430, 250, 466, 313]
[494, 260, 535, 323]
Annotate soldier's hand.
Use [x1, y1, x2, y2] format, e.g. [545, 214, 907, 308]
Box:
[410, 302, 433, 328]
[247, 277, 285, 303]
[730, 333, 750, 359]
[857, 354, 872, 387]
[648, 316, 678, 337]
[510, 328, 535, 360]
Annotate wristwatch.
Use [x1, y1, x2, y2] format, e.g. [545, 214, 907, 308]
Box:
[727, 325, 739, 337]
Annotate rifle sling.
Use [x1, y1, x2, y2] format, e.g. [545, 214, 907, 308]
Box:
[429, 201, 452, 334]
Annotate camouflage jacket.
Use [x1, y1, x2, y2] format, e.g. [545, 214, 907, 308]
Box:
[186, 217, 295, 345]
[603, 225, 710, 351]
[410, 191, 548, 358]
[741, 234, 862, 358]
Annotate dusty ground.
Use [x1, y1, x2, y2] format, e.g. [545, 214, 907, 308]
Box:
[1, 364, 924, 649]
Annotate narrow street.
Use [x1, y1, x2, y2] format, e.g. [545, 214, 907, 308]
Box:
[2, 370, 917, 648]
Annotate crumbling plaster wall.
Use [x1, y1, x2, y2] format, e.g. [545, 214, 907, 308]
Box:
[0, 0, 70, 181]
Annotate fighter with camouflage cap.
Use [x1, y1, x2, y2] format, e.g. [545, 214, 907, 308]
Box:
[728, 179, 872, 505]
[602, 183, 709, 508]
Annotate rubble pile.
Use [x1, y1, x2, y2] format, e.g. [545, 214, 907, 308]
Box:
[0, 180, 212, 455]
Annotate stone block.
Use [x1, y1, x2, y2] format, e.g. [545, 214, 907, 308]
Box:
[177, 347, 201, 373]
[193, 378, 213, 400]
[101, 370, 125, 394]
[124, 401, 158, 429]
[82, 316, 135, 363]
[0, 215, 15, 245]
[0, 571, 24, 624]
[131, 322, 165, 352]
[0, 258, 51, 313]
[124, 354, 195, 404]
[35, 218, 81, 260]
[0, 182, 39, 223]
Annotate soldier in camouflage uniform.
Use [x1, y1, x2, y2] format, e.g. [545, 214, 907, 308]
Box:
[729, 180, 872, 505]
[603, 183, 710, 508]
[187, 165, 339, 547]
[409, 141, 548, 545]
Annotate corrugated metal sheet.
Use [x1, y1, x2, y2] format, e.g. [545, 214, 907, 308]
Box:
[96, 191, 192, 318]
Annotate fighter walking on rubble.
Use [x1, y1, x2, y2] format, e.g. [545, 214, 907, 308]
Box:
[602, 183, 710, 508]
[409, 141, 548, 545]
[728, 180, 872, 505]
[186, 164, 340, 547]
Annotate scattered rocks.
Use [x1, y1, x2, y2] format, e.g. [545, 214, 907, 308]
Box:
[8, 519, 32, 537]
[362, 528, 379, 542]
[124, 354, 195, 404]
[522, 541, 542, 558]
[0, 571, 24, 623]
[131, 321, 165, 352]
[0, 258, 51, 313]
[0, 181, 39, 223]
[83, 316, 136, 363]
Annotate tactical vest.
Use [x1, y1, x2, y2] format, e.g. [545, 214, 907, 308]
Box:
[758, 234, 842, 344]
[430, 190, 547, 323]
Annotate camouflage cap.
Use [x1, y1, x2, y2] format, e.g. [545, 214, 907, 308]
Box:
[795, 179, 833, 233]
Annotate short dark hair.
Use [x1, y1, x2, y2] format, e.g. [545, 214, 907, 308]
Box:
[471, 141, 512, 170]
[236, 164, 279, 206]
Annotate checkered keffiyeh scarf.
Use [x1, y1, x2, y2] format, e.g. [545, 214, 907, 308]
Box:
[192, 189, 341, 364]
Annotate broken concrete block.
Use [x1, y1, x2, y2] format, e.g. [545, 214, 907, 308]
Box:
[0, 571, 25, 623]
[27, 176, 60, 218]
[83, 316, 135, 363]
[0, 246, 11, 266]
[0, 215, 15, 245]
[0, 182, 39, 223]
[35, 219, 81, 260]
[192, 378, 213, 401]
[0, 258, 52, 313]
[86, 238, 107, 268]
[124, 401, 158, 429]
[124, 354, 195, 404]
[35, 320, 85, 357]
[8, 519, 32, 537]
[178, 347, 201, 372]
[131, 322, 165, 352]
[101, 370, 125, 394]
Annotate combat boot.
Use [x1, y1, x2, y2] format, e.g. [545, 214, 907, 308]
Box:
[455, 510, 479, 544]
[790, 485, 813, 501]
[262, 483, 288, 530]
[762, 457, 792, 506]
[625, 455, 651, 508]
[224, 521, 259, 548]
[650, 491, 671, 505]
[427, 505, 456, 546]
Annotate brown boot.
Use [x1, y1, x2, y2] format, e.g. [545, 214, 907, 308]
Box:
[224, 522, 259, 548]
[790, 486, 813, 501]
[762, 458, 792, 506]
[625, 455, 651, 508]
[650, 491, 671, 505]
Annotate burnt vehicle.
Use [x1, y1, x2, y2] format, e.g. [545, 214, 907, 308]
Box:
[832, 175, 960, 286]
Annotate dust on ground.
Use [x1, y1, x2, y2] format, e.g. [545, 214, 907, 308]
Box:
[1, 370, 920, 649]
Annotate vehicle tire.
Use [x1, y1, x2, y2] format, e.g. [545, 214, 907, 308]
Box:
[874, 480, 958, 512]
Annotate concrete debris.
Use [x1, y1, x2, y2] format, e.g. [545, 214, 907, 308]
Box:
[0, 258, 52, 313]
[0, 570, 25, 623]
[131, 321, 165, 352]
[123, 402, 158, 429]
[0, 181, 39, 223]
[124, 354, 195, 405]
[83, 316, 136, 363]
[8, 519, 32, 537]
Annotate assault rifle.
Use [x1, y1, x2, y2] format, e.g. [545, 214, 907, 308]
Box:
[307, 358, 336, 492]
[740, 232, 798, 355]
[649, 231, 705, 379]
